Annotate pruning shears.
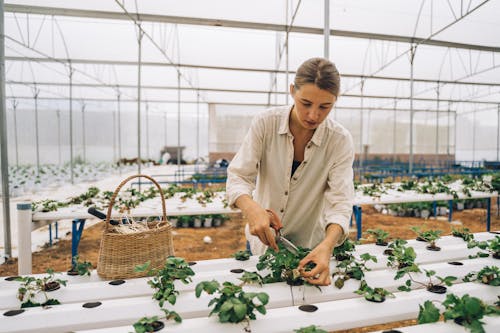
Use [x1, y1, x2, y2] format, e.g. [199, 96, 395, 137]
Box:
[266, 209, 300, 255]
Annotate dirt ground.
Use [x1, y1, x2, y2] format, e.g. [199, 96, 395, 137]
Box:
[1, 200, 498, 333]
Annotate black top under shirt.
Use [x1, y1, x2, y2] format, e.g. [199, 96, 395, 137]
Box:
[291, 160, 301, 177]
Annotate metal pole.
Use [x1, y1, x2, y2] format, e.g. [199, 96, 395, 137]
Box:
[145, 102, 149, 160]
[454, 112, 457, 161]
[0, 0, 13, 259]
[435, 86, 439, 166]
[359, 81, 364, 174]
[472, 107, 476, 162]
[196, 90, 200, 159]
[34, 89, 40, 175]
[69, 64, 74, 184]
[324, 0, 330, 59]
[392, 100, 397, 164]
[56, 109, 61, 165]
[12, 100, 18, 166]
[177, 71, 181, 168]
[117, 91, 122, 175]
[497, 104, 500, 161]
[409, 45, 416, 173]
[81, 103, 86, 162]
[137, 26, 143, 176]
[112, 101, 116, 163]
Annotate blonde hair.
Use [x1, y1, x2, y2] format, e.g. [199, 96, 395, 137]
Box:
[294, 57, 340, 97]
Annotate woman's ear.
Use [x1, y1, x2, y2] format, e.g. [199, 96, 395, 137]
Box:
[289, 83, 295, 96]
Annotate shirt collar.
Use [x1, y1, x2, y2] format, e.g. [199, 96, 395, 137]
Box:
[278, 105, 326, 146]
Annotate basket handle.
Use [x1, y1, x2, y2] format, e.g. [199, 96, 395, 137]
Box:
[105, 174, 167, 230]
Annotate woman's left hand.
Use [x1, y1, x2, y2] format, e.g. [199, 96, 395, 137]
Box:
[297, 242, 333, 286]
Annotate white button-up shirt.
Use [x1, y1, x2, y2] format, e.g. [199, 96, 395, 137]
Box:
[226, 105, 354, 255]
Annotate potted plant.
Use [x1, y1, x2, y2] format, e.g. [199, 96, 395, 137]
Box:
[332, 253, 377, 289]
[132, 314, 180, 333]
[354, 280, 394, 303]
[256, 244, 311, 286]
[468, 236, 500, 259]
[417, 294, 500, 332]
[364, 228, 390, 246]
[397, 268, 457, 294]
[332, 238, 357, 261]
[451, 226, 474, 242]
[238, 271, 264, 287]
[193, 215, 203, 228]
[463, 266, 500, 286]
[203, 215, 213, 228]
[67, 255, 92, 276]
[195, 280, 269, 333]
[232, 250, 251, 261]
[386, 239, 417, 269]
[411, 226, 442, 251]
[15, 269, 67, 308]
[294, 325, 328, 333]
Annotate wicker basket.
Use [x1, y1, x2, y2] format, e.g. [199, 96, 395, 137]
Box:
[96, 174, 174, 279]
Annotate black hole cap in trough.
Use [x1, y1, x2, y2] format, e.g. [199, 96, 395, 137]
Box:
[298, 304, 318, 312]
[83, 302, 102, 309]
[3, 310, 25, 317]
[109, 279, 126, 286]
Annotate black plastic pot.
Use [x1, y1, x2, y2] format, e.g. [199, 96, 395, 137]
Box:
[493, 253, 500, 260]
[82, 302, 102, 308]
[67, 270, 79, 276]
[427, 285, 447, 294]
[230, 268, 244, 274]
[151, 320, 165, 332]
[3, 310, 25, 316]
[426, 245, 441, 251]
[383, 249, 394, 256]
[448, 261, 464, 266]
[43, 281, 60, 292]
[365, 295, 385, 303]
[109, 279, 125, 286]
[376, 241, 389, 246]
[286, 278, 304, 286]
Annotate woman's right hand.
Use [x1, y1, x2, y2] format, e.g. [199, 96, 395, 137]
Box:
[236, 195, 278, 250]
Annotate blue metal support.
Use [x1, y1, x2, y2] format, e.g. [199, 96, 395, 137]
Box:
[448, 200, 453, 222]
[353, 205, 362, 240]
[432, 201, 437, 218]
[71, 219, 86, 268]
[48, 223, 53, 246]
[486, 198, 491, 232]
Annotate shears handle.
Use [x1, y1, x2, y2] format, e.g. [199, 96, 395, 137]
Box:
[266, 209, 283, 232]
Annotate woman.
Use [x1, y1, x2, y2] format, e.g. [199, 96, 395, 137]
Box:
[226, 57, 354, 286]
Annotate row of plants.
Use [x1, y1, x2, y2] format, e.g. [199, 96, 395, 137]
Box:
[169, 214, 230, 228]
[31, 184, 228, 213]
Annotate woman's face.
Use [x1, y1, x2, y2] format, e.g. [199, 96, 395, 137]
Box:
[290, 83, 337, 130]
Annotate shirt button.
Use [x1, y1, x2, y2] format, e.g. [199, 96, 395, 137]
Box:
[284, 191, 288, 195]
[280, 208, 284, 213]
[293, 176, 298, 181]
[303, 161, 307, 165]
[307, 145, 311, 149]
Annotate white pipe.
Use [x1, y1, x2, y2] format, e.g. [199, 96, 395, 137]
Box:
[17, 202, 32, 274]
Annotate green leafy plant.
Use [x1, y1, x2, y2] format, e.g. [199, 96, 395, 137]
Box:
[15, 268, 67, 308]
[397, 268, 457, 293]
[195, 280, 269, 332]
[332, 238, 357, 261]
[132, 315, 179, 333]
[135, 257, 195, 322]
[256, 243, 312, 285]
[451, 226, 475, 242]
[364, 228, 390, 246]
[468, 236, 500, 259]
[233, 250, 251, 261]
[411, 226, 442, 250]
[417, 294, 500, 333]
[463, 266, 500, 286]
[293, 325, 328, 333]
[69, 255, 92, 276]
[386, 239, 417, 270]
[238, 271, 264, 286]
[332, 253, 377, 289]
[354, 280, 394, 303]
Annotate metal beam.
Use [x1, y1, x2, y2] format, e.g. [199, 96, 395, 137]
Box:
[6, 56, 500, 87]
[6, 80, 499, 105]
[5, 4, 500, 52]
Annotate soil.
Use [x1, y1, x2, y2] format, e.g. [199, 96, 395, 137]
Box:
[1, 200, 499, 333]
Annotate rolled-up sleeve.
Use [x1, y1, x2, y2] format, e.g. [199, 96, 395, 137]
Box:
[323, 131, 355, 245]
[226, 114, 265, 208]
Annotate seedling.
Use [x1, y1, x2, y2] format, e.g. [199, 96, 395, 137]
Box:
[256, 243, 311, 285]
[364, 228, 390, 246]
[293, 325, 328, 333]
[238, 271, 264, 286]
[417, 294, 500, 333]
[132, 313, 181, 333]
[68, 255, 92, 276]
[15, 268, 67, 308]
[354, 280, 394, 303]
[468, 236, 500, 259]
[463, 266, 500, 286]
[332, 253, 377, 289]
[411, 226, 442, 250]
[386, 239, 417, 270]
[233, 250, 251, 261]
[397, 269, 457, 294]
[451, 226, 475, 242]
[135, 257, 195, 320]
[332, 238, 358, 261]
[195, 280, 269, 332]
